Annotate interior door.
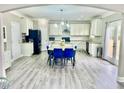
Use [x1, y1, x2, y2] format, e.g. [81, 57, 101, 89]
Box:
[11, 21, 22, 61]
[104, 20, 121, 65]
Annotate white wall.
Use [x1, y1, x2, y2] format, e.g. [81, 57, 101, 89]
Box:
[2, 12, 33, 61]
[2, 13, 22, 51]
[0, 13, 6, 77]
[35, 19, 49, 51]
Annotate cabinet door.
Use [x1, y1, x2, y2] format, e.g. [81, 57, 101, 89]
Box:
[49, 24, 62, 35]
[22, 18, 33, 35]
[70, 24, 79, 35]
[90, 19, 102, 36]
[90, 19, 97, 35]
[89, 43, 93, 55]
[26, 19, 33, 30]
[96, 19, 102, 36]
[83, 24, 90, 35]
[70, 24, 90, 35]
[89, 44, 97, 56]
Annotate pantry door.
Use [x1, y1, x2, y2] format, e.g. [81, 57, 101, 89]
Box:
[11, 21, 22, 61]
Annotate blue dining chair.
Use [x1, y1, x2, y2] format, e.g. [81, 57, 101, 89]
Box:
[64, 48, 76, 68]
[46, 46, 53, 66]
[52, 48, 64, 68]
[74, 46, 77, 49]
[73, 46, 77, 62]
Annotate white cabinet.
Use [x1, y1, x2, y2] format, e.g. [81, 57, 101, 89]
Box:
[83, 24, 90, 35]
[49, 23, 90, 36]
[70, 24, 81, 35]
[21, 43, 33, 56]
[89, 43, 102, 57]
[90, 19, 102, 36]
[4, 50, 11, 69]
[22, 18, 33, 35]
[49, 24, 62, 35]
[70, 24, 90, 35]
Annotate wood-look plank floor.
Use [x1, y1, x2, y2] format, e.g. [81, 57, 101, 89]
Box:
[6, 51, 124, 89]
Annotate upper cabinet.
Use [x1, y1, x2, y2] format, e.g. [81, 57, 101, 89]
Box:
[90, 19, 102, 36]
[22, 18, 33, 35]
[49, 24, 62, 35]
[70, 24, 90, 36]
[49, 23, 90, 36]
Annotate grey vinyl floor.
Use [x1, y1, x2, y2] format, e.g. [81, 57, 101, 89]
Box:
[6, 51, 124, 89]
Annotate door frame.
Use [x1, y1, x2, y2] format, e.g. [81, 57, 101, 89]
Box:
[11, 21, 22, 61]
[104, 20, 121, 65]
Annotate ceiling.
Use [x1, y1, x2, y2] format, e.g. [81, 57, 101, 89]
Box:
[0, 4, 124, 20]
[0, 4, 124, 12]
[14, 5, 114, 21]
[85, 4, 124, 12]
[0, 4, 35, 12]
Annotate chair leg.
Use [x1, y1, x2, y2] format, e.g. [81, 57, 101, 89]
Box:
[73, 56, 76, 63]
[52, 59, 55, 68]
[64, 58, 65, 66]
[49, 57, 52, 66]
[72, 58, 75, 68]
[47, 55, 51, 64]
[73, 62, 75, 68]
[61, 59, 63, 67]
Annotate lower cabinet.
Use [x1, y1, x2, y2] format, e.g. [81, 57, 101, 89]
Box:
[21, 42, 33, 56]
[89, 43, 102, 57]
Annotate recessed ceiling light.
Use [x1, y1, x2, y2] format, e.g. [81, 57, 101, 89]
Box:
[60, 9, 63, 12]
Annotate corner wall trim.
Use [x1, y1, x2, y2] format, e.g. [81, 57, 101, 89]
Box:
[117, 76, 124, 82]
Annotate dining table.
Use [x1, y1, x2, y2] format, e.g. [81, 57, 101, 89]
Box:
[48, 43, 75, 51]
[47, 42, 76, 67]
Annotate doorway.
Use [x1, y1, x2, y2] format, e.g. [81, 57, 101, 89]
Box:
[104, 20, 121, 65]
[11, 21, 22, 61]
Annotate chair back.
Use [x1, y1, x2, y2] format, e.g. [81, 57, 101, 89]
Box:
[74, 46, 77, 49]
[64, 48, 74, 58]
[46, 46, 49, 54]
[74, 46, 77, 55]
[53, 48, 63, 58]
[46, 46, 49, 50]
[46, 46, 53, 55]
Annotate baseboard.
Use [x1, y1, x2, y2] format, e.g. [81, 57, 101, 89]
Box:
[41, 50, 47, 52]
[42, 49, 47, 51]
[117, 76, 124, 82]
[11, 54, 23, 62]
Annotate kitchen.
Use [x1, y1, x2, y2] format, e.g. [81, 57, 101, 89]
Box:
[0, 4, 123, 89]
